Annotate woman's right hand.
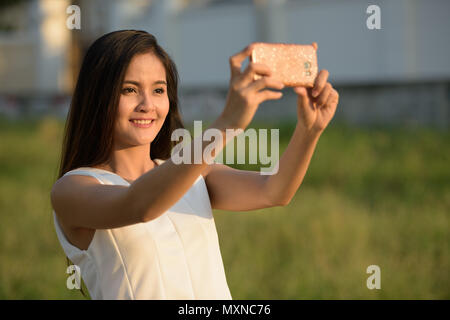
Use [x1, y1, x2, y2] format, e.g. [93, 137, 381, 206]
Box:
[218, 44, 285, 131]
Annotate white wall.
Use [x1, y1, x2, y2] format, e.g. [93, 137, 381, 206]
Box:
[1, 0, 449, 93]
[126, 0, 450, 88]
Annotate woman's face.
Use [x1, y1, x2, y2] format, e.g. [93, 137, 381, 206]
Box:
[115, 52, 170, 148]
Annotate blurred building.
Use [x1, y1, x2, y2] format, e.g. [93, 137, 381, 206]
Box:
[0, 0, 449, 127]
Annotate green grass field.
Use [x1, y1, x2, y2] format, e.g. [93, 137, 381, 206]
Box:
[0, 115, 448, 299]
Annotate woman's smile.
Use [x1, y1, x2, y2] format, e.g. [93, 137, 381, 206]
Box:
[129, 119, 155, 128]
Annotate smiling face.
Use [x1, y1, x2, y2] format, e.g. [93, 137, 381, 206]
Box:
[114, 51, 170, 148]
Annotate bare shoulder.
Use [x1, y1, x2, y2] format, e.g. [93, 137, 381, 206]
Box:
[51, 174, 102, 222]
[52, 173, 101, 198]
[51, 170, 136, 230]
[51, 175, 102, 250]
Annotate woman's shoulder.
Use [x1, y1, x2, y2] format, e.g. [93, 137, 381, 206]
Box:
[53, 167, 109, 193]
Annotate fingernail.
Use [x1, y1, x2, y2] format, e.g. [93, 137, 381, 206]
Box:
[312, 90, 318, 97]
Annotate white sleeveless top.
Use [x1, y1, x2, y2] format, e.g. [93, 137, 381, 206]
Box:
[52, 158, 232, 300]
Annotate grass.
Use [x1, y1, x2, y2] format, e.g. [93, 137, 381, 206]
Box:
[0, 115, 448, 299]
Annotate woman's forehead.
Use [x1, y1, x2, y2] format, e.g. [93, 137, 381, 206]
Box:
[125, 52, 166, 80]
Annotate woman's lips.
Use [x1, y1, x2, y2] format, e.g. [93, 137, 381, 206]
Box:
[129, 120, 154, 128]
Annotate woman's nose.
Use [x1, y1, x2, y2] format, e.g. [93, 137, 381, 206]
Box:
[137, 93, 156, 111]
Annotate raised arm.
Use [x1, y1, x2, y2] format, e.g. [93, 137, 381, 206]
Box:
[265, 69, 340, 205]
[194, 68, 339, 212]
[199, 128, 321, 211]
[51, 43, 285, 230]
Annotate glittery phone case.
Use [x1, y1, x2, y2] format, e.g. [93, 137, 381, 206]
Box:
[250, 42, 318, 87]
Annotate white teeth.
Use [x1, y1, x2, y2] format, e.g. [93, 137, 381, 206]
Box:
[131, 120, 153, 124]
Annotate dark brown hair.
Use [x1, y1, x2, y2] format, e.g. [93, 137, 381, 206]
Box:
[56, 30, 185, 180]
[55, 30, 185, 299]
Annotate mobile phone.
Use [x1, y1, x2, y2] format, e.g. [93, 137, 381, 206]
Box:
[250, 42, 318, 87]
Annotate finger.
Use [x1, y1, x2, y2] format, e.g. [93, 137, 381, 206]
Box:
[240, 62, 272, 87]
[255, 89, 283, 104]
[229, 43, 256, 78]
[312, 69, 329, 98]
[323, 90, 339, 115]
[315, 83, 332, 107]
[312, 42, 318, 50]
[294, 86, 312, 110]
[327, 89, 339, 109]
[246, 76, 284, 92]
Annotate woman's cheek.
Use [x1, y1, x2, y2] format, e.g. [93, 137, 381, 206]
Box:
[119, 95, 136, 110]
[162, 96, 170, 116]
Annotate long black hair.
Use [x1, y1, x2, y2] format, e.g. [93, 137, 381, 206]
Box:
[56, 29, 185, 180]
[55, 30, 186, 298]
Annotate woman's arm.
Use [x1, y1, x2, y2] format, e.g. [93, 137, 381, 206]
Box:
[202, 127, 320, 211]
[263, 126, 321, 206]
[266, 69, 339, 205]
[52, 44, 284, 230]
[204, 163, 277, 211]
[204, 68, 339, 210]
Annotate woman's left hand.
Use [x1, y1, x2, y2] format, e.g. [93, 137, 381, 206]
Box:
[293, 69, 339, 136]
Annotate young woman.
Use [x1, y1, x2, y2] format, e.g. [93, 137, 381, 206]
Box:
[51, 30, 339, 299]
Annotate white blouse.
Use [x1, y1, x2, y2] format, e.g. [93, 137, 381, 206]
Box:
[52, 158, 232, 299]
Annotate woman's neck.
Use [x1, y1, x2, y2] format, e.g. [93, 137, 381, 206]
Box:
[95, 142, 158, 181]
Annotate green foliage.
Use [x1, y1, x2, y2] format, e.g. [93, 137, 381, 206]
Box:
[0, 116, 448, 299]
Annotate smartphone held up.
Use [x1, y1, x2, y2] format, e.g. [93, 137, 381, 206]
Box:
[250, 42, 318, 87]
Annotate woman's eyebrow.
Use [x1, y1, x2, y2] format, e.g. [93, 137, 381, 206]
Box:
[123, 80, 167, 86]
[123, 80, 140, 86]
[154, 80, 167, 86]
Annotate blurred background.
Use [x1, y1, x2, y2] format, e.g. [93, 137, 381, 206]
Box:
[0, 0, 448, 299]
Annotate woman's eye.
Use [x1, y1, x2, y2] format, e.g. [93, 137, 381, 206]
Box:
[155, 88, 165, 94]
[122, 87, 136, 94]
